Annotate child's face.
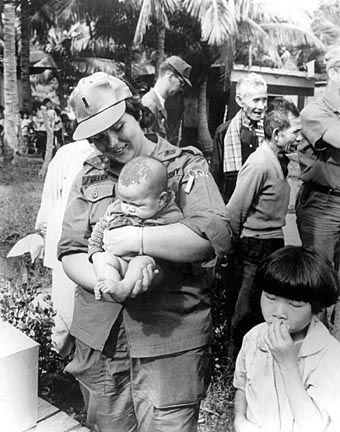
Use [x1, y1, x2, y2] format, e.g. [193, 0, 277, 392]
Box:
[261, 291, 314, 340]
[117, 182, 167, 219]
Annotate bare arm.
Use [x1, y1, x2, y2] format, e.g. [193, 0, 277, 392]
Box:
[143, 223, 211, 262]
[62, 253, 97, 292]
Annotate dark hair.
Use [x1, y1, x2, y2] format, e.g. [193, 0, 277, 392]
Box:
[264, 98, 299, 140]
[42, 98, 52, 106]
[125, 97, 155, 129]
[254, 246, 340, 313]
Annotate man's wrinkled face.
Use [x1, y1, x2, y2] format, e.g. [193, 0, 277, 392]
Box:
[276, 113, 302, 154]
[236, 85, 267, 122]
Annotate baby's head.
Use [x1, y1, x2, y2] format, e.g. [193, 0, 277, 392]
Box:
[117, 156, 168, 219]
[254, 246, 339, 339]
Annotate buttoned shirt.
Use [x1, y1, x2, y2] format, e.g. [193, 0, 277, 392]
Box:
[57, 135, 232, 357]
[234, 319, 340, 432]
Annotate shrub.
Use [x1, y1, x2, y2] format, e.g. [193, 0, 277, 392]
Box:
[0, 258, 66, 384]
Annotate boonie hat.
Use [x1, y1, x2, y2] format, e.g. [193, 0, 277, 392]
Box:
[324, 46, 340, 71]
[70, 72, 132, 141]
[163, 56, 192, 87]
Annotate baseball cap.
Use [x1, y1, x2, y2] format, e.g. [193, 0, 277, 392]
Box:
[163, 56, 192, 87]
[324, 46, 340, 71]
[70, 72, 132, 141]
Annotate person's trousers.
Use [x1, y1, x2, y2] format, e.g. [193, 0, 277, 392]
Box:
[229, 236, 284, 356]
[65, 328, 210, 432]
[296, 183, 340, 340]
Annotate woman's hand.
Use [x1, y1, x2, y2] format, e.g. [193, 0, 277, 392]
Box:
[103, 226, 139, 256]
[130, 263, 159, 298]
[28, 233, 45, 262]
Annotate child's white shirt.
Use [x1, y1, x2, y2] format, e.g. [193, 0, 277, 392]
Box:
[234, 318, 340, 432]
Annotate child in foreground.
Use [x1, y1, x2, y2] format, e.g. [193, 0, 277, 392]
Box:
[233, 246, 340, 432]
[88, 156, 183, 302]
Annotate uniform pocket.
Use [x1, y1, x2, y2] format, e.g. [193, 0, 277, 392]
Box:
[140, 346, 211, 408]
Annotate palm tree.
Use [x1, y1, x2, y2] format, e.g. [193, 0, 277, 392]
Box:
[133, 0, 179, 77]
[182, 0, 325, 154]
[3, 0, 21, 161]
[19, 0, 31, 112]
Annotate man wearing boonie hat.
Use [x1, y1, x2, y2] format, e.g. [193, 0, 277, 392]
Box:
[57, 72, 232, 432]
[142, 55, 192, 143]
[296, 46, 340, 341]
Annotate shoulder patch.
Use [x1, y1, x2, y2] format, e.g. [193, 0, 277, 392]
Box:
[82, 173, 109, 186]
[168, 168, 181, 179]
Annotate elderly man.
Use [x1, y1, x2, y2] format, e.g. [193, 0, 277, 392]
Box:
[227, 98, 302, 356]
[211, 73, 267, 204]
[142, 55, 192, 143]
[296, 47, 340, 340]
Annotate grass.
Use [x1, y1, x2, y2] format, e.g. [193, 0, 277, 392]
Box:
[0, 159, 237, 431]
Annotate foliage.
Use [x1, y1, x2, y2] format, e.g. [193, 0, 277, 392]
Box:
[0, 260, 60, 378]
[0, 160, 43, 243]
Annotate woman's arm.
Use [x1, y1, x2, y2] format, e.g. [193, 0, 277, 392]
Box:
[62, 253, 97, 291]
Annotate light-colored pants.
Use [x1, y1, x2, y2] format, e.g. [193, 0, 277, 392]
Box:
[51, 260, 75, 356]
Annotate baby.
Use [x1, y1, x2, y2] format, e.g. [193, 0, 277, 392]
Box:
[233, 246, 340, 432]
[89, 156, 183, 302]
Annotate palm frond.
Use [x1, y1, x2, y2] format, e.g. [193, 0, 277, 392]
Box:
[133, 0, 153, 46]
[70, 57, 125, 77]
[312, 16, 340, 46]
[261, 23, 326, 52]
[184, 0, 237, 45]
[133, 0, 179, 46]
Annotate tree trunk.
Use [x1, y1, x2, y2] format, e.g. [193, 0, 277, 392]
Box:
[3, 0, 20, 162]
[197, 76, 213, 155]
[20, 0, 31, 112]
[155, 24, 165, 80]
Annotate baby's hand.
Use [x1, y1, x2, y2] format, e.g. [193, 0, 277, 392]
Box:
[263, 321, 297, 367]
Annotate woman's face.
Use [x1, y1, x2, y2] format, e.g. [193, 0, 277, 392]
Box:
[89, 113, 145, 165]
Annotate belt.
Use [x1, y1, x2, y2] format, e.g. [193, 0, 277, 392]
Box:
[310, 182, 340, 198]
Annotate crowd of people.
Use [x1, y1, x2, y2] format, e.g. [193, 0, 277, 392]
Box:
[16, 49, 340, 432]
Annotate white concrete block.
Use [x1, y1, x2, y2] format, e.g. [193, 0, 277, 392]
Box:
[0, 319, 39, 432]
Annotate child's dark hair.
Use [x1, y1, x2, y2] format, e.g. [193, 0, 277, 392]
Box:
[254, 246, 339, 313]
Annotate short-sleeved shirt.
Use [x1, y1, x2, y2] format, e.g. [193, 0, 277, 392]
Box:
[299, 84, 340, 189]
[57, 135, 232, 357]
[234, 319, 340, 432]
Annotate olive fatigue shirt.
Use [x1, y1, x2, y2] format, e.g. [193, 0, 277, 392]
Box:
[58, 135, 232, 357]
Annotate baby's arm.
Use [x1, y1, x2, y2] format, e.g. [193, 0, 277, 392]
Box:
[234, 389, 263, 432]
[264, 321, 326, 432]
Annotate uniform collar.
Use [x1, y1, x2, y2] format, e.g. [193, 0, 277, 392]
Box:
[152, 87, 166, 109]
